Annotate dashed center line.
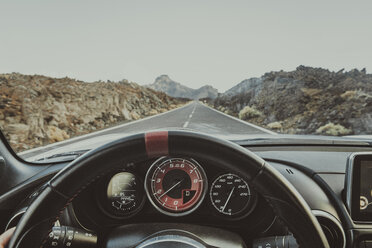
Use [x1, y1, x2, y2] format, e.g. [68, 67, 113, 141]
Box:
[183, 121, 189, 128]
[183, 104, 197, 128]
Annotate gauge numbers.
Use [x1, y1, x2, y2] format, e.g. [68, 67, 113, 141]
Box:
[210, 173, 251, 216]
[145, 157, 207, 216]
[106, 172, 143, 216]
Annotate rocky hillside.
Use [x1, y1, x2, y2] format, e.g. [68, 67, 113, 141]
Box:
[214, 66, 372, 136]
[148, 75, 218, 100]
[222, 77, 263, 97]
[0, 73, 185, 152]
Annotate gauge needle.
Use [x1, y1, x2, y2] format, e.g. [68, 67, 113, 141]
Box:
[365, 202, 372, 208]
[222, 187, 235, 212]
[160, 180, 183, 198]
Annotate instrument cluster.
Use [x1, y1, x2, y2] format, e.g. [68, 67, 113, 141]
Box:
[94, 156, 257, 220]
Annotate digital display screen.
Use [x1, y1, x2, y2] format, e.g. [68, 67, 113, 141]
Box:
[348, 154, 372, 222]
[359, 161, 372, 213]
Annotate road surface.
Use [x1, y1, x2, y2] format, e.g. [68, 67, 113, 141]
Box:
[20, 102, 275, 159]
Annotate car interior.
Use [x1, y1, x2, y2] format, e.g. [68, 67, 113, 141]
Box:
[1, 129, 372, 248]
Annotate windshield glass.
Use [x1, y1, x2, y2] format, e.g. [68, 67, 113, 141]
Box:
[1, 1, 371, 162]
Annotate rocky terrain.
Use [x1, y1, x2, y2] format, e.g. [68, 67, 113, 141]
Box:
[148, 75, 218, 100]
[214, 66, 372, 136]
[223, 77, 263, 97]
[0, 73, 185, 152]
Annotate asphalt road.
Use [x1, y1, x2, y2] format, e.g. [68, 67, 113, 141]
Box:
[20, 102, 275, 159]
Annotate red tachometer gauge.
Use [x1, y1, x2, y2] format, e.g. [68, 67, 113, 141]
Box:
[145, 157, 207, 216]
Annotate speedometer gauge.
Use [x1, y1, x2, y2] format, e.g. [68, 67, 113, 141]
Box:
[145, 157, 207, 216]
[210, 173, 251, 216]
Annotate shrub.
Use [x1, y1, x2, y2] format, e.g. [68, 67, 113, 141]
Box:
[316, 122, 352, 136]
[340, 90, 356, 99]
[238, 106, 262, 120]
[267, 121, 282, 129]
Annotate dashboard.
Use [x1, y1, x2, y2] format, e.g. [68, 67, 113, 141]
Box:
[71, 156, 264, 235]
[95, 157, 253, 218]
[3, 141, 372, 248]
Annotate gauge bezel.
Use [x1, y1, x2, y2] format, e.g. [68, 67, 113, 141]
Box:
[96, 170, 145, 219]
[209, 173, 256, 219]
[145, 157, 208, 217]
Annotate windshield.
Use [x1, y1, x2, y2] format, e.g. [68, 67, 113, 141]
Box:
[1, 1, 371, 161]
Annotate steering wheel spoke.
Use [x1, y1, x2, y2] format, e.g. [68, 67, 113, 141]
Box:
[104, 223, 245, 248]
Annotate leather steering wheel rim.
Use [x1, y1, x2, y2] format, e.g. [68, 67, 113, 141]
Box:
[8, 130, 330, 248]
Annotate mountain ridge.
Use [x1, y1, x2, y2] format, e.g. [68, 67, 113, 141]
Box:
[213, 65, 372, 136]
[147, 75, 218, 100]
[222, 77, 263, 96]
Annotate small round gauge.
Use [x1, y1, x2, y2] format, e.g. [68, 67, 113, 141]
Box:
[360, 196, 369, 210]
[145, 157, 207, 216]
[105, 172, 144, 217]
[210, 173, 251, 216]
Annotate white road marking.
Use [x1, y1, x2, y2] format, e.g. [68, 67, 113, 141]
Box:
[20, 101, 274, 158]
[202, 104, 277, 135]
[183, 103, 196, 128]
[19, 101, 194, 156]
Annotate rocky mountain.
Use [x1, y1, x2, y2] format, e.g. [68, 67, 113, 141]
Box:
[0, 73, 185, 152]
[148, 75, 218, 100]
[214, 66, 372, 136]
[222, 77, 263, 97]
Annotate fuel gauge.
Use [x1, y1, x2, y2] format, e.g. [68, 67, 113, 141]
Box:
[105, 172, 144, 217]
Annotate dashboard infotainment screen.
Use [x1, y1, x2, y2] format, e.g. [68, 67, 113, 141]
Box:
[346, 153, 372, 222]
[360, 161, 372, 213]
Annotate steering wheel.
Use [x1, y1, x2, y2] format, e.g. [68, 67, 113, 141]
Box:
[7, 131, 330, 248]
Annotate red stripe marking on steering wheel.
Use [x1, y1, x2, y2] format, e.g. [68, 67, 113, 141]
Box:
[145, 131, 169, 158]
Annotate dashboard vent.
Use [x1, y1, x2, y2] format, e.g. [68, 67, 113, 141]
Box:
[285, 168, 294, 174]
[314, 210, 345, 248]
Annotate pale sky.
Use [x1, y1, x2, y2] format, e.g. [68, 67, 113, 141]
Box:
[1, 0, 371, 92]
